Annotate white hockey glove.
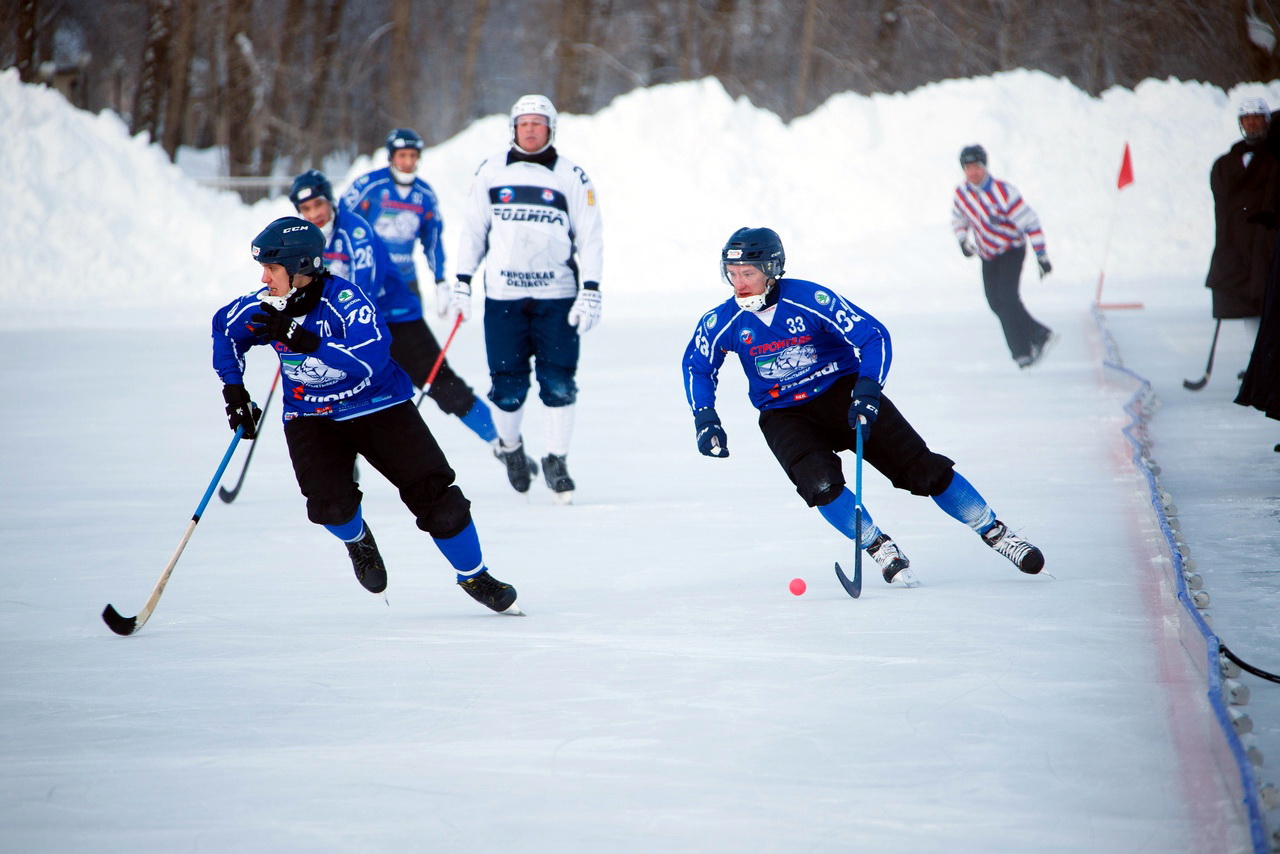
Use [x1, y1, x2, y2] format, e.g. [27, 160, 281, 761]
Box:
[434, 278, 452, 318]
[449, 277, 473, 322]
[567, 286, 602, 335]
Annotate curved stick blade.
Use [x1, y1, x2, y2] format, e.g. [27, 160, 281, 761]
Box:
[102, 604, 139, 636]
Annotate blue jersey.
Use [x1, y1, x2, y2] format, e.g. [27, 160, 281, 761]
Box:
[212, 272, 414, 421]
[326, 207, 422, 324]
[338, 168, 445, 284]
[682, 278, 892, 413]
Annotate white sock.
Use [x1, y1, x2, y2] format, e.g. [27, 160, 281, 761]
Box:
[545, 404, 575, 456]
[492, 404, 525, 450]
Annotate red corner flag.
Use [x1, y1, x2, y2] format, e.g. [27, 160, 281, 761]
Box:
[1117, 143, 1134, 189]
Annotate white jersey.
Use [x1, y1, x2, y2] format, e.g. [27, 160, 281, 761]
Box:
[456, 148, 603, 301]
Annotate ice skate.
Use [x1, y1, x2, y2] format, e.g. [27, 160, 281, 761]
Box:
[982, 521, 1045, 574]
[541, 453, 575, 505]
[345, 524, 388, 594]
[494, 439, 539, 493]
[868, 533, 919, 587]
[458, 570, 523, 615]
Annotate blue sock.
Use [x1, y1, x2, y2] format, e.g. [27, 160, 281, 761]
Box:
[324, 506, 365, 542]
[458, 399, 498, 442]
[817, 487, 883, 550]
[434, 521, 486, 580]
[932, 472, 997, 533]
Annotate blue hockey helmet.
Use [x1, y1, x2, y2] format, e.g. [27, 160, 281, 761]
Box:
[385, 128, 425, 155]
[289, 169, 334, 210]
[959, 144, 987, 166]
[251, 217, 326, 277]
[721, 227, 785, 283]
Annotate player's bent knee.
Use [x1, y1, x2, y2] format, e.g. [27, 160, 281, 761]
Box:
[307, 495, 360, 527]
[488, 378, 529, 413]
[414, 485, 472, 539]
[537, 370, 578, 407]
[891, 452, 955, 497]
[791, 453, 845, 507]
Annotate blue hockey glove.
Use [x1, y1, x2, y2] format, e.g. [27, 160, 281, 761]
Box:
[249, 303, 320, 353]
[222, 383, 262, 439]
[848, 376, 882, 439]
[694, 407, 729, 458]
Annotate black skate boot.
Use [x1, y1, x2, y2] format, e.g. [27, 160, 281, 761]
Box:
[868, 533, 918, 587]
[541, 454, 575, 505]
[458, 570, 522, 614]
[494, 440, 538, 493]
[345, 524, 388, 594]
[982, 521, 1045, 574]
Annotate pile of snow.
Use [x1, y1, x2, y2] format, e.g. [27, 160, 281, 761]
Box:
[3, 68, 1279, 329]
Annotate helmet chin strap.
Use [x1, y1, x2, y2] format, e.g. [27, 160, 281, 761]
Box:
[735, 280, 776, 312]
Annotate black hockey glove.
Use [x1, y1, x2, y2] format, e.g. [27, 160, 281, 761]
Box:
[222, 383, 262, 439]
[1037, 254, 1053, 279]
[959, 239, 976, 258]
[848, 376, 882, 441]
[694, 407, 729, 458]
[249, 303, 320, 353]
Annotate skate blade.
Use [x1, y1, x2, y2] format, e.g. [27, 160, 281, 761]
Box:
[551, 490, 574, 506]
[501, 602, 525, 616]
[889, 567, 921, 588]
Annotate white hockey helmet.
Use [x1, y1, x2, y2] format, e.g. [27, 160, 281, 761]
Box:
[510, 94, 557, 154]
[1239, 97, 1271, 144]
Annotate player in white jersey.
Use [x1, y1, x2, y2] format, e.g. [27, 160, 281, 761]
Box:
[450, 94, 604, 503]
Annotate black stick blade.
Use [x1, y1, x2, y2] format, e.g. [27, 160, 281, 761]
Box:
[217, 485, 239, 504]
[102, 604, 139, 636]
[834, 561, 861, 599]
[1183, 375, 1209, 391]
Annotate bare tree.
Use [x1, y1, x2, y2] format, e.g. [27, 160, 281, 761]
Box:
[131, 0, 173, 141]
[16, 0, 39, 83]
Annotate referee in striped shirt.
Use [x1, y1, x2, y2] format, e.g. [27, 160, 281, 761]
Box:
[951, 144, 1055, 369]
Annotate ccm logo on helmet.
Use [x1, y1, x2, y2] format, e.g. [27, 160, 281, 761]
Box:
[283, 225, 308, 233]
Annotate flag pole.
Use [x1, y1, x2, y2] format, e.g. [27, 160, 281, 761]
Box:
[1096, 141, 1144, 310]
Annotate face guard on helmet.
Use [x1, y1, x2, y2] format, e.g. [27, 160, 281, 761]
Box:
[1239, 98, 1271, 145]
[721, 227, 785, 312]
[509, 94, 557, 154]
[251, 216, 327, 289]
[289, 169, 334, 210]
[959, 144, 987, 166]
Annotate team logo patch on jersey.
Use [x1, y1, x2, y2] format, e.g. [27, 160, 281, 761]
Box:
[338, 289, 355, 302]
[740, 329, 753, 345]
[499, 187, 514, 203]
[542, 189, 555, 203]
[704, 312, 718, 330]
[815, 291, 830, 305]
[353, 227, 366, 238]
[755, 343, 818, 382]
[282, 354, 347, 388]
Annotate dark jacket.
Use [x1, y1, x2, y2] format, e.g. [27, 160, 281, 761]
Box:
[1235, 119, 1280, 418]
[1205, 140, 1280, 318]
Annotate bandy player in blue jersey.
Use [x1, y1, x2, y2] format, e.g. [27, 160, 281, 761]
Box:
[681, 227, 1045, 586]
[211, 216, 520, 615]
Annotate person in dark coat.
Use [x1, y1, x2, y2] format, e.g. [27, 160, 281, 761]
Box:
[1236, 98, 1280, 427]
[1206, 98, 1280, 325]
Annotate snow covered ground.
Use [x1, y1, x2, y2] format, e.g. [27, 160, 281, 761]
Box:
[2, 68, 1278, 852]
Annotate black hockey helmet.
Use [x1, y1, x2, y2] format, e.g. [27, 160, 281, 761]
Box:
[289, 169, 334, 210]
[721, 227, 785, 283]
[251, 217, 326, 277]
[385, 128, 425, 155]
[959, 144, 987, 166]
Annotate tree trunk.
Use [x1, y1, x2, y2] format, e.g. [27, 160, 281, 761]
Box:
[302, 0, 347, 166]
[161, 0, 195, 160]
[389, 0, 411, 123]
[554, 0, 591, 113]
[16, 0, 38, 84]
[223, 0, 256, 177]
[791, 0, 818, 117]
[455, 0, 491, 132]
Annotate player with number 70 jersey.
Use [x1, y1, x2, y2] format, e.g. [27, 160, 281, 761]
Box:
[212, 271, 413, 421]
